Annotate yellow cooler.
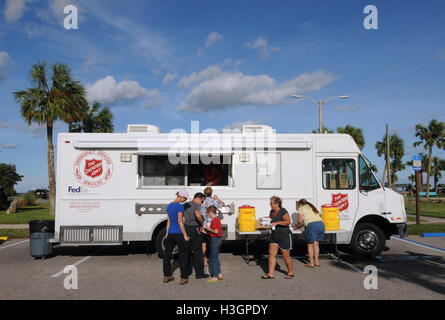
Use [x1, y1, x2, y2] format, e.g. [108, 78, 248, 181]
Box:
[321, 205, 340, 231]
[238, 205, 256, 232]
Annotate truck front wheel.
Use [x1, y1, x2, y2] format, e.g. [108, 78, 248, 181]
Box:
[350, 223, 385, 257]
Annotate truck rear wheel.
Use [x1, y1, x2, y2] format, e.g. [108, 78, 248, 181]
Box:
[155, 227, 178, 259]
[350, 223, 385, 257]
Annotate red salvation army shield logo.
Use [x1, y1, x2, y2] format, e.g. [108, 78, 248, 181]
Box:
[84, 159, 103, 178]
[332, 193, 349, 212]
[74, 151, 113, 188]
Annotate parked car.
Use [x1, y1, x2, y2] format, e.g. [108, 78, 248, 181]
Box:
[34, 189, 48, 199]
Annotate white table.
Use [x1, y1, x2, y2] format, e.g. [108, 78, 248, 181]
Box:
[236, 227, 349, 265]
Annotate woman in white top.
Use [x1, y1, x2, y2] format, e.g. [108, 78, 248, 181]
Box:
[295, 199, 325, 268]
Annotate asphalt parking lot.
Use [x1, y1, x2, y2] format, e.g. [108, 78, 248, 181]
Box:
[0, 236, 444, 300]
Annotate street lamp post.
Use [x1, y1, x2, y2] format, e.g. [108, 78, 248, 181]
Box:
[292, 95, 349, 133]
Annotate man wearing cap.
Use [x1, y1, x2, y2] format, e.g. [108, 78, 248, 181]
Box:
[183, 192, 209, 279]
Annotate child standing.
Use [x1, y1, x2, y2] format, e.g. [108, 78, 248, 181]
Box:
[202, 205, 223, 283]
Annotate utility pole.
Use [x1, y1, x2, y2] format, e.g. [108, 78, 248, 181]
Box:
[318, 100, 323, 133]
[386, 124, 392, 189]
[413, 154, 422, 225]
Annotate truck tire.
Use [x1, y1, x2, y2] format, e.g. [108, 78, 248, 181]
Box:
[350, 223, 385, 257]
[155, 227, 178, 259]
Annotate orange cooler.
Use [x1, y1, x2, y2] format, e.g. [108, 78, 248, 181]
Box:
[238, 205, 256, 232]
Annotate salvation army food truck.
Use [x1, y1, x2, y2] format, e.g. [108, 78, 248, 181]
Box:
[51, 124, 407, 257]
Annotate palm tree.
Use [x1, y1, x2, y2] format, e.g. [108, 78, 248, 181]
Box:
[72, 101, 114, 133]
[14, 62, 85, 215]
[431, 157, 445, 193]
[375, 133, 405, 188]
[413, 119, 445, 198]
[59, 79, 89, 132]
[337, 125, 365, 150]
[312, 126, 333, 134]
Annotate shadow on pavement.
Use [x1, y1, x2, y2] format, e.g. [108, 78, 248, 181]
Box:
[331, 250, 445, 295]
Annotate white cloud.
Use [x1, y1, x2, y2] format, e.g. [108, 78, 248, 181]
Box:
[86, 76, 150, 104]
[177, 68, 338, 112]
[246, 37, 281, 58]
[205, 32, 223, 48]
[0, 51, 11, 82]
[143, 89, 163, 109]
[163, 73, 177, 86]
[178, 65, 223, 89]
[4, 0, 32, 23]
[1, 143, 19, 149]
[336, 105, 362, 112]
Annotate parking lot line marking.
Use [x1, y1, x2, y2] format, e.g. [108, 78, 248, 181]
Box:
[0, 239, 29, 251]
[50, 255, 93, 278]
[50, 247, 105, 278]
[330, 254, 366, 274]
[391, 236, 445, 254]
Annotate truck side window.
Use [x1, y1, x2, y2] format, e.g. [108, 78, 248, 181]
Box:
[322, 159, 356, 190]
[141, 156, 185, 186]
[359, 156, 380, 191]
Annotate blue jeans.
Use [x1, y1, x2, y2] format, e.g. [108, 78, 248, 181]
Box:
[209, 237, 222, 277]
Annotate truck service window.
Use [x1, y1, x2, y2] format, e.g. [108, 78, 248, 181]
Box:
[187, 155, 231, 186]
[359, 156, 380, 191]
[139, 155, 231, 187]
[322, 159, 356, 190]
[140, 156, 185, 186]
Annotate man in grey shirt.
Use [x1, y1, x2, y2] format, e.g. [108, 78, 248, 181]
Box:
[183, 192, 209, 279]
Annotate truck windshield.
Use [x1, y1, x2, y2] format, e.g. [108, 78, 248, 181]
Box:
[359, 156, 381, 191]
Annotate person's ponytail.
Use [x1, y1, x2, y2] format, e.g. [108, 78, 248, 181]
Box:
[297, 199, 320, 214]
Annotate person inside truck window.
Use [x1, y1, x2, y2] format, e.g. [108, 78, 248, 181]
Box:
[202, 163, 222, 186]
[295, 199, 325, 268]
[261, 196, 294, 280]
[163, 190, 191, 285]
[201, 187, 226, 266]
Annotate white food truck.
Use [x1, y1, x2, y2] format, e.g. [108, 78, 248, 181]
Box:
[52, 124, 407, 257]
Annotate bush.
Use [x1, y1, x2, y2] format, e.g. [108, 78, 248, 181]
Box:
[23, 191, 37, 206]
[16, 199, 26, 207]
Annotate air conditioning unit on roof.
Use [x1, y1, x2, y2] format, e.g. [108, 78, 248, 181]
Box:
[127, 124, 161, 134]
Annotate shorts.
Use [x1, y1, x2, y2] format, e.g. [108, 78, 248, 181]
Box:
[270, 229, 292, 251]
[304, 221, 325, 243]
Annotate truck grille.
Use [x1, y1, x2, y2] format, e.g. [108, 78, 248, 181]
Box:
[60, 226, 123, 245]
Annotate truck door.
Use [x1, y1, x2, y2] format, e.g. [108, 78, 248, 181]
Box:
[316, 157, 359, 231]
[357, 155, 385, 216]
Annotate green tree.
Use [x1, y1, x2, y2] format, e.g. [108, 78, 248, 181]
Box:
[337, 125, 365, 150]
[59, 78, 89, 132]
[72, 101, 114, 133]
[375, 133, 405, 188]
[14, 62, 85, 215]
[431, 157, 445, 193]
[312, 126, 333, 134]
[413, 119, 445, 198]
[0, 163, 23, 210]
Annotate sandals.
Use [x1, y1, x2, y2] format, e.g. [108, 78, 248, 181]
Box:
[304, 264, 315, 268]
[261, 274, 275, 279]
[284, 274, 295, 279]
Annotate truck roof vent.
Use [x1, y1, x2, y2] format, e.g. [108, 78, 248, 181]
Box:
[127, 124, 161, 134]
[242, 124, 273, 133]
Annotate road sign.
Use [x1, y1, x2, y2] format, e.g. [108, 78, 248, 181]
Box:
[413, 154, 422, 171]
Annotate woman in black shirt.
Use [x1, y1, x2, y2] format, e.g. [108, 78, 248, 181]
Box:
[261, 196, 294, 279]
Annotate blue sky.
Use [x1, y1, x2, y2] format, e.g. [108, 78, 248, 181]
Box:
[1, 0, 445, 192]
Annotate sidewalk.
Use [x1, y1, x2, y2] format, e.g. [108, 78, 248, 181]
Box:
[407, 215, 445, 225]
[0, 224, 28, 229]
